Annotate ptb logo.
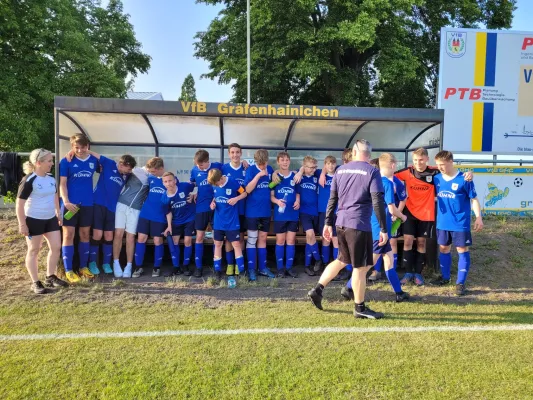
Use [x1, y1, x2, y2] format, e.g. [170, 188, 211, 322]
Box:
[444, 88, 482, 100]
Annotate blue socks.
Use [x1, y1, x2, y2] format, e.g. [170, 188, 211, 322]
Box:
[346, 264, 353, 272]
[457, 252, 471, 284]
[439, 252, 452, 280]
[62, 245, 74, 272]
[333, 247, 338, 260]
[385, 268, 402, 294]
[286, 245, 295, 269]
[236, 256, 245, 273]
[183, 245, 192, 266]
[78, 242, 90, 268]
[195, 243, 204, 268]
[305, 244, 312, 267]
[346, 278, 352, 290]
[258, 248, 267, 271]
[89, 242, 99, 263]
[154, 244, 164, 267]
[310, 243, 320, 261]
[393, 253, 398, 270]
[322, 244, 330, 264]
[247, 247, 257, 271]
[214, 258, 222, 272]
[167, 238, 179, 267]
[135, 242, 146, 266]
[275, 245, 284, 270]
[226, 250, 235, 266]
[102, 241, 112, 265]
[374, 256, 383, 273]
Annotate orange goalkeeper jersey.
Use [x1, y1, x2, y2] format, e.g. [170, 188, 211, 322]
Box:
[394, 166, 439, 222]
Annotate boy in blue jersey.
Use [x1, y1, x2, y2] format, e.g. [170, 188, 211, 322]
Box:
[222, 143, 248, 276]
[430, 151, 483, 295]
[299, 155, 323, 276]
[189, 149, 224, 278]
[244, 149, 276, 280]
[132, 157, 167, 278]
[317, 156, 339, 268]
[162, 172, 196, 277]
[207, 169, 248, 281]
[59, 134, 100, 283]
[342, 154, 410, 302]
[271, 152, 301, 278]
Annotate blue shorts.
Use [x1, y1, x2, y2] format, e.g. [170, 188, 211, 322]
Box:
[63, 205, 93, 228]
[93, 204, 115, 232]
[437, 229, 473, 247]
[246, 216, 271, 232]
[195, 210, 214, 231]
[137, 217, 166, 238]
[214, 229, 241, 242]
[172, 220, 196, 237]
[318, 212, 337, 237]
[274, 220, 299, 234]
[300, 213, 319, 234]
[239, 215, 247, 233]
[373, 239, 392, 255]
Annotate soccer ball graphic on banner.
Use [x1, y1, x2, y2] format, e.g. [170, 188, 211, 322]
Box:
[514, 177, 523, 187]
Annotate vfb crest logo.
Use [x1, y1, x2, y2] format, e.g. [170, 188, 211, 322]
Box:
[446, 31, 466, 58]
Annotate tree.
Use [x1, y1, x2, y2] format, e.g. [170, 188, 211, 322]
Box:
[179, 73, 198, 102]
[0, 0, 151, 151]
[194, 0, 515, 107]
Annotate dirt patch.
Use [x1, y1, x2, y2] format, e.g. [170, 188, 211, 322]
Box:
[1, 210, 533, 307]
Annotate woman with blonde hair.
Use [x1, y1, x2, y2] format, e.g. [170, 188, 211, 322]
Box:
[16, 148, 68, 293]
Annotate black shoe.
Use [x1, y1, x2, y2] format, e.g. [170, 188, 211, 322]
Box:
[193, 268, 202, 278]
[430, 276, 451, 286]
[183, 266, 192, 276]
[44, 274, 68, 288]
[313, 259, 324, 273]
[340, 286, 354, 301]
[333, 269, 351, 281]
[215, 270, 223, 281]
[31, 281, 47, 294]
[304, 267, 315, 276]
[285, 268, 298, 278]
[172, 267, 183, 276]
[276, 269, 285, 278]
[308, 288, 323, 310]
[395, 291, 410, 302]
[354, 306, 384, 319]
[455, 283, 466, 296]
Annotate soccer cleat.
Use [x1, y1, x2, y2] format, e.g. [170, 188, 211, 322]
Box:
[340, 286, 354, 301]
[333, 269, 351, 281]
[152, 268, 161, 278]
[234, 266, 240, 276]
[44, 274, 68, 288]
[31, 281, 47, 294]
[258, 268, 275, 278]
[102, 264, 113, 274]
[430, 276, 451, 286]
[79, 267, 94, 279]
[455, 283, 466, 296]
[65, 271, 81, 283]
[400, 273, 414, 285]
[215, 270, 223, 281]
[354, 306, 384, 319]
[414, 273, 425, 286]
[313, 259, 324, 273]
[276, 269, 286, 278]
[88, 261, 100, 275]
[285, 268, 298, 278]
[193, 268, 202, 278]
[307, 288, 323, 310]
[226, 264, 235, 276]
[304, 267, 316, 276]
[395, 291, 410, 302]
[368, 270, 382, 282]
[132, 267, 144, 278]
[172, 267, 183, 276]
[183, 266, 192, 276]
[248, 268, 257, 282]
[122, 265, 132, 278]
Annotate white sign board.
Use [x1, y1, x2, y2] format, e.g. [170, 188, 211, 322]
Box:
[457, 165, 533, 216]
[438, 28, 533, 154]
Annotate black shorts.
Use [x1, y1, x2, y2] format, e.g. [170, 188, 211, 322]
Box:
[239, 215, 247, 233]
[93, 204, 115, 232]
[300, 213, 319, 234]
[336, 226, 373, 268]
[274, 220, 299, 234]
[403, 217, 435, 238]
[195, 210, 214, 231]
[26, 216, 60, 236]
[318, 212, 337, 237]
[172, 220, 196, 237]
[137, 217, 166, 238]
[246, 216, 271, 232]
[214, 229, 241, 242]
[62, 205, 93, 228]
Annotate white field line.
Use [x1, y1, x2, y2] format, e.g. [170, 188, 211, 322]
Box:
[2, 324, 533, 342]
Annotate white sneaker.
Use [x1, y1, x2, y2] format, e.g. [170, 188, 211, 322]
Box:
[132, 267, 144, 278]
[123, 264, 132, 278]
[113, 261, 123, 278]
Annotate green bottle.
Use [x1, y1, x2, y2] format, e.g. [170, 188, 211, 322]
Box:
[268, 173, 283, 189]
[64, 204, 81, 220]
[391, 218, 402, 236]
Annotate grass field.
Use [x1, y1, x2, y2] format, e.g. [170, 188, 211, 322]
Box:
[1, 213, 533, 399]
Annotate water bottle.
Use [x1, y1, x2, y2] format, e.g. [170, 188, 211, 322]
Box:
[64, 204, 81, 220]
[268, 173, 283, 189]
[391, 218, 402, 236]
[278, 193, 288, 213]
[227, 276, 237, 288]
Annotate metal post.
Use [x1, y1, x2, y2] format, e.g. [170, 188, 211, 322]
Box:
[246, 0, 251, 104]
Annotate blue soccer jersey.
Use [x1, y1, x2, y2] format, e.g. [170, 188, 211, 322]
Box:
[244, 164, 274, 218]
[392, 176, 407, 207]
[222, 162, 247, 216]
[189, 162, 223, 213]
[162, 182, 196, 225]
[213, 177, 245, 231]
[93, 156, 126, 212]
[299, 170, 321, 216]
[139, 175, 168, 223]
[371, 176, 395, 240]
[59, 155, 100, 206]
[435, 172, 477, 232]
[318, 172, 335, 213]
[272, 171, 300, 222]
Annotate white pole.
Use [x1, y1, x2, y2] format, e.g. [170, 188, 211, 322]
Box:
[247, 0, 251, 104]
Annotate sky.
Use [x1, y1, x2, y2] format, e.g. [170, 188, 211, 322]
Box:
[123, 0, 533, 103]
